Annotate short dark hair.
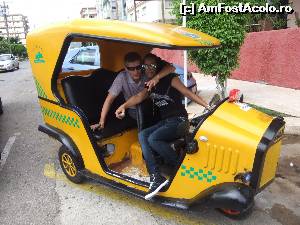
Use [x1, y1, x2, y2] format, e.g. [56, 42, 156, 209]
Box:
[124, 52, 142, 65]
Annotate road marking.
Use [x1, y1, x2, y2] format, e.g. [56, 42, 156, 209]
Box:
[0, 133, 20, 171]
[44, 163, 214, 225]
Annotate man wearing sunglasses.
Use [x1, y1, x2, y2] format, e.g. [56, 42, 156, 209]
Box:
[91, 52, 175, 131]
[115, 53, 209, 200]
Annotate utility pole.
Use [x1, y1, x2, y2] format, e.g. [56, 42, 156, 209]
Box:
[134, 0, 137, 21]
[161, 0, 165, 23]
[121, 0, 126, 20]
[182, 0, 188, 108]
[0, 1, 11, 53]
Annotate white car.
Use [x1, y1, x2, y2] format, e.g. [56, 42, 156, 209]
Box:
[174, 64, 198, 104]
[62, 46, 100, 72]
[0, 54, 19, 71]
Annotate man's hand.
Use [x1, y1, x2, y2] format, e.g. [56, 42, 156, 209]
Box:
[90, 121, 104, 131]
[145, 76, 159, 91]
[115, 105, 126, 119]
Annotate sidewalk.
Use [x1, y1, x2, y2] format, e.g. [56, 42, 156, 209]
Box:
[187, 74, 300, 135]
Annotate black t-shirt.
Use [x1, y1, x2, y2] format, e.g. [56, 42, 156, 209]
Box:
[149, 73, 188, 120]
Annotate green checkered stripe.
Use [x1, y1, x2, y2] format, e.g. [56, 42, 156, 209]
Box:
[41, 107, 80, 128]
[34, 78, 47, 99]
[180, 165, 217, 183]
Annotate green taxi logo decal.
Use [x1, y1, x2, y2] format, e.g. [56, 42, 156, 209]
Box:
[180, 165, 217, 183]
[34, 52, 45, 63]
[41, 107, 80, 128]
[34, 78, 47, 99]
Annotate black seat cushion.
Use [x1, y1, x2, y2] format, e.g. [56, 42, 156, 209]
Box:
[62, 68, 136, 139]
[136, 98, 160, 131]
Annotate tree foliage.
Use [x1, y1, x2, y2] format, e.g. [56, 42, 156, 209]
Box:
[172, 0, 250, 83]
[171, 0, 288, 97]
[0, 37, 27, 58]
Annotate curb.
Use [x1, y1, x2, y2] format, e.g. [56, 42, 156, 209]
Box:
[283, 117, 300, 136]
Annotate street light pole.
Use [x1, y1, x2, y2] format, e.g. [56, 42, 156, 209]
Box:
[1, 1, 12, 54]
[182, 0, 188, 108]
[121, 0, 126, 20]
[161, 0, 165, 23]
[134, 0, 137, 21]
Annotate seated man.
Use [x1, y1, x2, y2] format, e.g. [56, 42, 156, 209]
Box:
[91, 52, 175, 131]
[115, 53, 210, 200]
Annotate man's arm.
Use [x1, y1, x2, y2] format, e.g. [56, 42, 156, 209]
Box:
[145, 62, 175, 91]
[90, 73, 123, 130]
[100, 93, 116, 126]
[115, 89, 148, 119]
[154, 63, 175, 80]
[91, 93, 116, 131]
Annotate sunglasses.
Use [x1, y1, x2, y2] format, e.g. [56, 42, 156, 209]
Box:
[142, 64, 157, 70]
[126, 64, 143, 71]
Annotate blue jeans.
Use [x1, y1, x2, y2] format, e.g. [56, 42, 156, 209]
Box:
[138, 116, 189, 175]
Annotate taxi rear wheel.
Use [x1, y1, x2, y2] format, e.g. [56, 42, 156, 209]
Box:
[218, 205, 253, 220]
[58, 146, 84, 184]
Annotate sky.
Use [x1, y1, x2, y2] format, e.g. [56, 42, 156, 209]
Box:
[6, 0, 96, 30]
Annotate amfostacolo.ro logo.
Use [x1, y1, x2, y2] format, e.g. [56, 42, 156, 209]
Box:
[34, 52, 45, 63]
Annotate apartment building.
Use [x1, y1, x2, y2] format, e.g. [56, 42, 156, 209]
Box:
[80, 7, 97, 19]
[0, 14, 29, 45]
[126, 0, 175, 23]
[288, 0, 300, 28]
[97, 0, 122, 20]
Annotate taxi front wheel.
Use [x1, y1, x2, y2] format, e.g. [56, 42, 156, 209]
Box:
[58, 146, 84, 184]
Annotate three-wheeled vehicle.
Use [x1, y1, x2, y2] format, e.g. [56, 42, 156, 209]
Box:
[26, 19, 285, 219]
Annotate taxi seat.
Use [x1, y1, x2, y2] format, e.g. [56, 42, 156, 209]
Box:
[61, 68, 136, 139]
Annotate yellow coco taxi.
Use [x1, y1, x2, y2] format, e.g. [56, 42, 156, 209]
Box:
[26, 19, 285, 219]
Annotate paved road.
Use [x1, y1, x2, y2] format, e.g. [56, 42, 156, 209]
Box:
[0, 61, 299, 225]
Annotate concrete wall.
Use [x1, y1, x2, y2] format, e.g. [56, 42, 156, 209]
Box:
[231, 28, 300, 90]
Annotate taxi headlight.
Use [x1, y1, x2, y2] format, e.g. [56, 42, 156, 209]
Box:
[234, 172, 252, 184]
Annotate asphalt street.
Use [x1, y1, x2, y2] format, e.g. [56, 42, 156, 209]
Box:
[0, 61, 299, 225]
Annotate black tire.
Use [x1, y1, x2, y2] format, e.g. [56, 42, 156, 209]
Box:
[217, 203, 254, 220]
[58, 145, 84, 184]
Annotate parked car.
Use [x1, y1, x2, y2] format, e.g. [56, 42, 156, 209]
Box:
[0, 54, 19, 71]
[174, 64, 197, 103]
[62, 46, 100, 72]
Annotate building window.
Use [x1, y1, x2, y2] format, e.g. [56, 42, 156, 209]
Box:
[141, 6, 146, 17]
[165, 0, 173, 9]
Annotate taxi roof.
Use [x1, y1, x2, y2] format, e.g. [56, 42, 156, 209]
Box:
[26, 19, 221, 103]
[29, 19, 221, 49]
